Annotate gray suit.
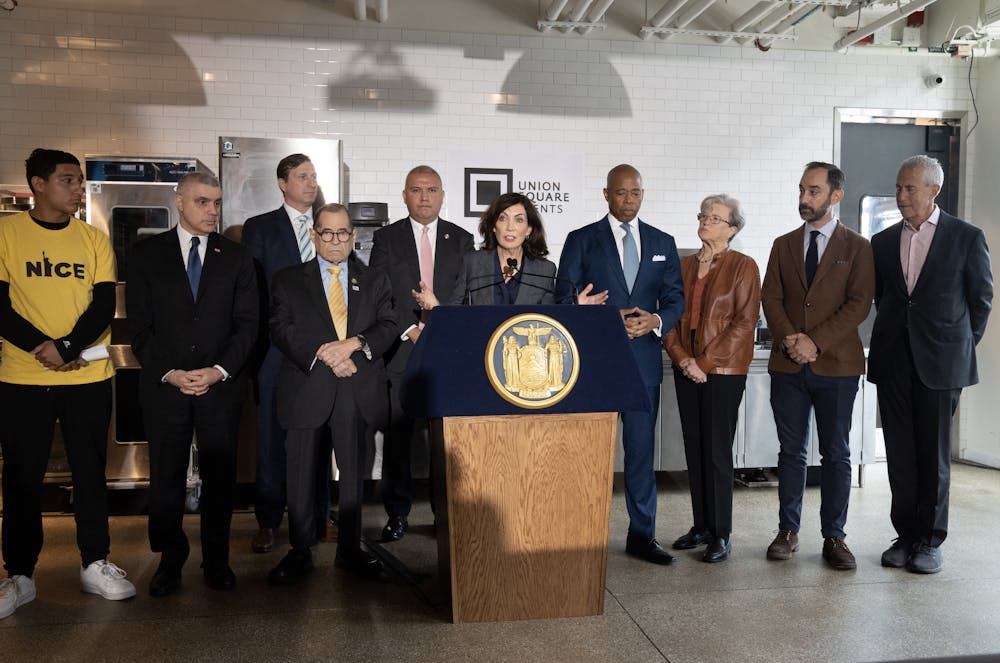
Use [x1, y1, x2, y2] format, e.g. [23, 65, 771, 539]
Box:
[447, 250, 557, 305]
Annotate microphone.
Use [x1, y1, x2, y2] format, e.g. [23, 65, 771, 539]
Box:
[461, 272, 502, 305]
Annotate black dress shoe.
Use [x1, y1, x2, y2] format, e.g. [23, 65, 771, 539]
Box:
[268, 549, 313, 586]
[702, 537, 731, 563]
[149, 566, 182, 597]
[381, 516, 408, 542]
[672, 527, 712, 550]
[335, 549, 385, 579]
[203, 564, 236, 591]
[625, 533, 674, 565]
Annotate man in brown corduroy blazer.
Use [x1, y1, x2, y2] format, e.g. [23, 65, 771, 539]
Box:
[760, 161, 874, 571]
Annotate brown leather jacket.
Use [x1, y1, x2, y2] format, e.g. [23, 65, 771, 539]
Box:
[663, 251, 761, 375]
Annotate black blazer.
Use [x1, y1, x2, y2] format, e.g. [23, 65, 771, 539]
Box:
[447, 250, 556, 305]
[127, 228, 259, 406]
[868, 211, 993, 390]
[269, 255, 398, 430]
[368, 217, 474, 374]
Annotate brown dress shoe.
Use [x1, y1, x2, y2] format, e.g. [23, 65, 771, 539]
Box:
[251, 527, 275, 554]
[766, 530, 799, 560]
[822, 537, 857, 570]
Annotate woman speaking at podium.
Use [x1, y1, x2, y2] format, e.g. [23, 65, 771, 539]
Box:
[413, 192, 607, 309]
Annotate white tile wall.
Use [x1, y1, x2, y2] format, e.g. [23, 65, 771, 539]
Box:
[0, 5, 986, 272]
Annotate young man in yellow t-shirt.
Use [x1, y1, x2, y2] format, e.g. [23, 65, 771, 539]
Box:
[0, 149, 136, 620]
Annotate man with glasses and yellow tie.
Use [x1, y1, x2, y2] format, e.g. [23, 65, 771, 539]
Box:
[243, 153, 337, 555]
[267, 203, 397, 583]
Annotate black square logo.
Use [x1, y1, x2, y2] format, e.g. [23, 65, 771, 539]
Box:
[464, 168, 514, 217]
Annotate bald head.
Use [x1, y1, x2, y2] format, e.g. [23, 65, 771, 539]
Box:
[604, 164, 643, 223]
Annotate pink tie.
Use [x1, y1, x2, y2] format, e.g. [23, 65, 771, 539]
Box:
[420, 226, 434, 294]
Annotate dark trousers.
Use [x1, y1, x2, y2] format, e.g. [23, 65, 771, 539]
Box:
[146, 387, 241, 569]
[286, 388, 366, 559]
[877, 338, 960, 547]
[622, 384, 660, 540]
[674, 372, 745, 539]
[254, 346, 331, 531]
[770, 366, 859, 539]
[381, 369, 427, 519]
[0, 379, 112, 576]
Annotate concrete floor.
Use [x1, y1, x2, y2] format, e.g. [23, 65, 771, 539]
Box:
[2, 461, 999, 663]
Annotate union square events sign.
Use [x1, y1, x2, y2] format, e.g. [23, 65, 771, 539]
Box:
[445, 151, 584, 256]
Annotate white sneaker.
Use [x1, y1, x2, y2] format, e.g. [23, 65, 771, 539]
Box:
[80, 560, 136, 601]
[0, 575, 37, 619]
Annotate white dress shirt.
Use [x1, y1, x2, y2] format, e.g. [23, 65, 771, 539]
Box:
[801, 218, 839, 264]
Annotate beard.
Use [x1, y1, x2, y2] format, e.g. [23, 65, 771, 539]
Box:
[799, 197, 831, 223]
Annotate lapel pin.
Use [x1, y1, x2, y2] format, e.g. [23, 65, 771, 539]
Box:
[213, 247, 221, 253]
[444, 233, 450, 240]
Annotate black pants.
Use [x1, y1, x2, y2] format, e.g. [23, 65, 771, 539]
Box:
[0, 379, 112, 576]
[146, 387, 241, 569]
[286, 388, 366, 560]
[381, 370, 427, 519]
[877, 337, 961, 547]
[674, 372, 745, 539]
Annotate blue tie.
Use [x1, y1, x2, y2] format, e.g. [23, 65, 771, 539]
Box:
[188, 236, 202, 298]
[621, 222, 639, 292]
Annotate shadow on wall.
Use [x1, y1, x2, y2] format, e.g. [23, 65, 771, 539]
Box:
[495, 52, 632, 117]
[326, 42, 437, 113]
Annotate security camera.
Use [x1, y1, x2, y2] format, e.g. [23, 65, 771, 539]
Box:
[924, 74, 945, 88]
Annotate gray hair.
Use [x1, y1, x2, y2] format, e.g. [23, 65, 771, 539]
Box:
[176, 170, 220, 195]
[700, 193, 746, 235]
[900, 155, 944, 188]
[314, 202, 352, 228]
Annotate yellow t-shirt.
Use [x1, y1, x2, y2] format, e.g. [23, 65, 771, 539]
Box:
[0, 211, 115, 385]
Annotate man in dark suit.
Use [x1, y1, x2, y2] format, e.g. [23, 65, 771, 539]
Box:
[242, 153, 332, 554]
[128, 172, 258, 596]
[868, 155, 992, 574]
[556, 164, 684, 565]
[267, 203, 397, 582]
[760, 162, 874, 571]
[368, 165, 473, 542]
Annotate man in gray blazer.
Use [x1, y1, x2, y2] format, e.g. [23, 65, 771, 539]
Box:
[868, 155, 992, 574]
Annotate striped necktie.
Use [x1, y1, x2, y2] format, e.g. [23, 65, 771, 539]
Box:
[296, 214, 315, 262]
[327, 264, 347, 340]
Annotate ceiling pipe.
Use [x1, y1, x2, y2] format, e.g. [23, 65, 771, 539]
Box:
[354, 0, 366, 22]
[641, 0, 693, 39]
[540, 0, 571, 32]
[832, 0, 940, 50]
[375, 0, 388, 23]
[736, 4, 797, 44]
[578, 0, 616, 35]
[658, 0, 718, 39]
[757, 4, 820, 49]
[562, 0, 596, 32]
[716, 1, 777, 43]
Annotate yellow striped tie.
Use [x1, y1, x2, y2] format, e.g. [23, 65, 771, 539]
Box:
[327, 265, 347, 340]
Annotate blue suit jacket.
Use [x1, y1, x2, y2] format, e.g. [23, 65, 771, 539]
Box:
[868, 211, 993, 390]
[556, 216, 684, 386]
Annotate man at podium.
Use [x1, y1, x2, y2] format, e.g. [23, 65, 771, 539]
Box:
[556, 164, 685, 565]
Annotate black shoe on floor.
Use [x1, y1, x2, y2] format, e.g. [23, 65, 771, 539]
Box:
[335, 549, 385, 579]
[625, 533, 674, 565]
[702, 537, 731, 563]
[381, 516, 408, 542]
[672, 527, 712, 550]
[268, 549, 313, 586]
[149, 566, 181, 598]
[203, 564, 236, 591]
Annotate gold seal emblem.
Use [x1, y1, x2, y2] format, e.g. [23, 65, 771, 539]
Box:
[485, 313, 579, 409]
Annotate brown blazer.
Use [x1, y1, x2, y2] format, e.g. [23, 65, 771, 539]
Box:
[761, 221, 874, 376]
[664, 251, 760, 375]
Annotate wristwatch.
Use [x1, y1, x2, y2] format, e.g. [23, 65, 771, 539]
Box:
[356, 334, 372, 361]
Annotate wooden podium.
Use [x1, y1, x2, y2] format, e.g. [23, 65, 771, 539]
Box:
[403, 305, 649, 623]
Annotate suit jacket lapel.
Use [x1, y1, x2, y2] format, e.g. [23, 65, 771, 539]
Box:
[811, 223, 843, 286]
[399, 220, 422, 285]
[910, 213, 950, 295]
[165, 227, 197, 305]
[883, 222, 907, 294]
[598, 217, 629, 294]
[195, 232, 222, 303]
[788, 226, 808, 291]
[347, 257, 364, 336]
[433, 219, 460, 285]
[276, 208, 301, 263]
[304, 258, 336, 336]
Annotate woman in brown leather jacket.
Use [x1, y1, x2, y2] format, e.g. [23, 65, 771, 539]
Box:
[663, 194, 760, 563]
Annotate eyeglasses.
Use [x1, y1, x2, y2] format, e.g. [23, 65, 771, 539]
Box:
[697, 213, 730, 226]
[316, 228, 353, 243]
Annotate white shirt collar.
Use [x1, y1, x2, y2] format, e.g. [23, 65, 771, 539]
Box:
[284, 204, 312, 224]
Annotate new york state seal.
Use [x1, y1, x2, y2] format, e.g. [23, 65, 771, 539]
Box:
[485, 313, 579, 409]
